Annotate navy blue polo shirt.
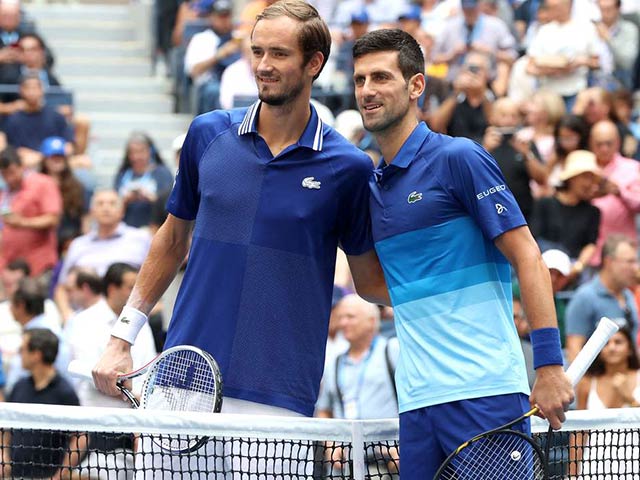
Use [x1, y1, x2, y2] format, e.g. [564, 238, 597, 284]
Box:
[165, 101, 374, 416]
[369, 123, 530, 413]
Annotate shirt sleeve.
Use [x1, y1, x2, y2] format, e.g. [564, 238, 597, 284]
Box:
[443, 138, 527, 241]
[38, 176, 63, 216]
[337, 153, 374, 256]
[564, 288, 596, 337]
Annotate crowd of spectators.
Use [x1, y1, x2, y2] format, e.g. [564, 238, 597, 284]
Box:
[0, 0, 639, 474]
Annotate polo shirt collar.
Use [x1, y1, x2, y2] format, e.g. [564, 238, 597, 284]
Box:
[88, 222, 127, 240]
[382, 122, 431, 169]
[237, 100, 325, 152]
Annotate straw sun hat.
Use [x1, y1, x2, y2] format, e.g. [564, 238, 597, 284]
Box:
[558, 150, 602, 182]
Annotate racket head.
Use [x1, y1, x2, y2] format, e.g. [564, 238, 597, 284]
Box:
[434, 429, 548, 480]
[139, 345, 223, 454]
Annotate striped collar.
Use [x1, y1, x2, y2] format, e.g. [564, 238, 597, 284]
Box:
[238, 100, 325, 152]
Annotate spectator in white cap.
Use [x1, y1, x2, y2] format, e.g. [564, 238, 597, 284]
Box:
[530, 150, 602, 282]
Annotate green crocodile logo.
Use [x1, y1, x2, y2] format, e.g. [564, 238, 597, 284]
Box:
[407, 191, 423, 204]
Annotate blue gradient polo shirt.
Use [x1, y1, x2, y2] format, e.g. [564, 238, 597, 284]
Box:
[165, 101, 374, 416]
[370, 123, 530, 414]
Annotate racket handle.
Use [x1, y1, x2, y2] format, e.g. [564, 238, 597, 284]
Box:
[565, 316, 619, 386]
[67, 359, 94, 381]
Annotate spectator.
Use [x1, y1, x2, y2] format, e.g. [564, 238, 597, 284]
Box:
[39, 136, 86, 243]
[330, 0, 409, 31]
[113, 132, 174, 228]
[397, 5, 432, 57]
[571, 328, 640, 476]
[481, 97, 548, 220]
[0, 145, 62, 278]
[237, 0, 278, 37]
[14, 32, 60, 87]
[565, 234, 639, 362]
[526, 0, 600, 109]
[323, 285, 349, 373]
[594, 0, 639, 89]
[59, 266, 102, 319]
[53, 189, 151, 323]
[4, 278, 69, 394]
[546, 114, 590, 188]
[218, 36, 257, 110]
[431, 0, 517, 94]
[316, 294, 399, 476]
[1, 328, 79, 480]
[0, 0, 37, 88]
[541, 248, 573, 346]
[530, 150, 601, 279]
[150, 133, 183, 234]
[331, 10, 370, 100]
[66, 263, 156, 409]
[417, 0, 458, 41]
[590, 120, 640, 265]
[2, 74, 74, 168]
[0, 259, 62, 378]
[170, 0, 211, 49]
[610, 88, 639, 158]
[183, 0, 241, 114]
[429, 50, 492, 142]
[518, 89, 566, 165]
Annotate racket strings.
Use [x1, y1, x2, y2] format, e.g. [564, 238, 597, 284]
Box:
[145, 350, 220, 413]
[439, 431, 545, 480]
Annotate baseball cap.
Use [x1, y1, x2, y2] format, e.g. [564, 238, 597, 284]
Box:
[542, 249, 571, 277]
[461, 0, 479, 8]
[350, 9, 369, 24]
[212, 0, 232, 14]
[558, 150, 601, 182]
[40, 136, 66, 157]
[398, 5, 422, 21]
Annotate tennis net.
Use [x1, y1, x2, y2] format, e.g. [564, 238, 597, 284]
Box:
[0, 403, 638, 479]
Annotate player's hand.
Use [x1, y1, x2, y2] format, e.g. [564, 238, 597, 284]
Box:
[92, 336, 133, 398]
[530, 365, 574, 430]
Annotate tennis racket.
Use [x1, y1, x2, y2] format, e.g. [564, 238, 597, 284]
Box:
[433, 316, 619, 480]
[68, 345, 223, 453]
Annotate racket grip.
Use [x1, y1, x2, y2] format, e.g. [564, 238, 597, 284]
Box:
[67, 359, 94, 381]
[565, 317, 619, 386]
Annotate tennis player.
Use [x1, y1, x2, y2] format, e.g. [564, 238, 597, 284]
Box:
[92, 0, 388, 476]
[352, 29, 574, 478]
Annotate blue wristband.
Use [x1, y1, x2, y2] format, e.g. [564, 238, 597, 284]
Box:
[530, 327, 563, 369]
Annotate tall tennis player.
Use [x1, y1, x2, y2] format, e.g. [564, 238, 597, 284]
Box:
[91, 1, 389, 477]
[352, 29, 574, 478]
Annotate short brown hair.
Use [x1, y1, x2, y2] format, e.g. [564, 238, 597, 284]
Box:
[254, 0, 331, 80]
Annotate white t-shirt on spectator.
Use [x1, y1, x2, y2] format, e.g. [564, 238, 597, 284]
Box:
[184, 29, 221, 86]
[219, 57, 257, 110]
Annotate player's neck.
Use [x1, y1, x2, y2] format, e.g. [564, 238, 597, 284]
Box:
[377, 117, 419, 166]
[31, 364, 57, 391]
[258, 97, 311, 155]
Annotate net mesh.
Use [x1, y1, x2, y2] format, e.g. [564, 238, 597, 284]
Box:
[1, 404, 639, 479]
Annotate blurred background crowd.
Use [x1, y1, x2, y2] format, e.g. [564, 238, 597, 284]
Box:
[0, 0, 639, 474]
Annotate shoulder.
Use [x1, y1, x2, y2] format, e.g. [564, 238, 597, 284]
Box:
[27, 172, 58, 190]
[187, 108, 243, 146]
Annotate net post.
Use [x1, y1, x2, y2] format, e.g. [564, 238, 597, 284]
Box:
[351, 421, 365, 480]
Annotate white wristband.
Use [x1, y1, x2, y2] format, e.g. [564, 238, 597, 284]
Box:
[111, 306, 148, 345]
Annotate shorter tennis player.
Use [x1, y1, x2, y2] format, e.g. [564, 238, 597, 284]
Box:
[352, 29, 574, 478]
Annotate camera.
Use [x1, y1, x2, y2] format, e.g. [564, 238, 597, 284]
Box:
[494, 126, 519, 142]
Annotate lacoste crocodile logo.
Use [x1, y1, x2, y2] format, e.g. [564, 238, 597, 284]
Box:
[407, 191, 423, 204]
[302, 176, 321, 189]
[120, 317, 131, 324]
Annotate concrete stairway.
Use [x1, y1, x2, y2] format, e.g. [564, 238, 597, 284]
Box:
[24, 1, 192, 187]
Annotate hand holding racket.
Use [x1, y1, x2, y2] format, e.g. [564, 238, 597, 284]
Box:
[433, 316, 619, 480]
[69, 345, 223, 453]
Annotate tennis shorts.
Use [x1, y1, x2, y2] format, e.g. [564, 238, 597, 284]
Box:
[399, 392, 530, 479]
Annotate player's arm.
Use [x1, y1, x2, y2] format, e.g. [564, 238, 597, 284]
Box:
[494, 225, 574, 430]
[93, 214, 193, 397]
[348, 249, 391, 306]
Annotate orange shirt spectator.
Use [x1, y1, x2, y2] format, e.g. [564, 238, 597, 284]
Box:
[0, 147, 62, 276]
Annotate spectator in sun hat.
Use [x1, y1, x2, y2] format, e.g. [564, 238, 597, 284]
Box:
[530, 150, 602, 282]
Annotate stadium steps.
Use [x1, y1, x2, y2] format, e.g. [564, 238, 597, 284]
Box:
[24, 2, 192, 187]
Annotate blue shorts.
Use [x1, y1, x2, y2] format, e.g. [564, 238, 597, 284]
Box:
[399, 392, 530, 480]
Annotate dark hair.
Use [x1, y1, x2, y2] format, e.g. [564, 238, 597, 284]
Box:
[601, 233, 635, 263]
[103, 262, 138, 295]
[116, 131, 166, 177]
[254, 0, 331, 80]
[13, 278, 46, 316]
[353, 28, 425, 82]
[6, 258, 31, 277]
[19, 32, 46, 50]
[24, 328, 59, 365]
[554, 114, 589, 159]
[588, 327, 640, 376]
[40, 152, 85, 220]
[0, 146, 21, 169]
[76, 269, 103, 295]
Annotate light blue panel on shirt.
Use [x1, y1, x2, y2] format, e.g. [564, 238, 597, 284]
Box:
[392, 289, 530, 413]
